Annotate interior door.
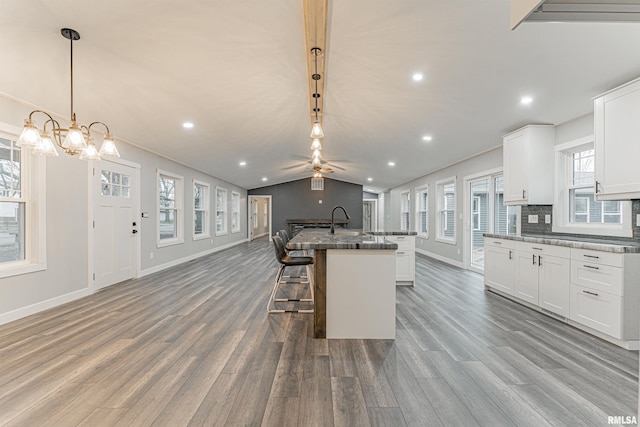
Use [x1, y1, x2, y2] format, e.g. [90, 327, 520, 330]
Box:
[93, 161, 139, 290]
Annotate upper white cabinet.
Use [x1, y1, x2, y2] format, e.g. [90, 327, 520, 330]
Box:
[594, 77, 640, 200]
[503, 125, 556, 205]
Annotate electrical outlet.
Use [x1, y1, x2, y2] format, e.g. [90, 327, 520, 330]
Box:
[545, 214, 551, 224]
[149, 252, 154, 259]
[528, 214, 539, 224]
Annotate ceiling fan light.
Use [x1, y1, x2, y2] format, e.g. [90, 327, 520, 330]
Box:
[33, 132, 59, 157]
[310, 120, 324, 139]
[310, 138, 322, 151]
[98, 133, 120, 158]
[62, 121, 87, 151]
[17, 119, 41, 147]
[312, 157, 322, 167]
[79, 137, 101, 161]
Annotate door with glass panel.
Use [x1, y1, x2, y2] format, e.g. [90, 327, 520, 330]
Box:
[93, 161, 139, 289]
[469, 174, 518, 271]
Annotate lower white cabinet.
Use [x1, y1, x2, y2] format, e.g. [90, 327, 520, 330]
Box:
[385, 235, 415, 285]
[570, 284, 622, 339]
[538, 254, 571, 317]
[484, 239, 515, 295]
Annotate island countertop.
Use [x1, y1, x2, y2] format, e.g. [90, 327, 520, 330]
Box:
[287, 229, 398, 250]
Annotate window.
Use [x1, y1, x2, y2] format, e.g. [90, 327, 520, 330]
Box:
[554, 137, 631, 237]
[216, 187, 228, 235]
[157, 170, 184, 247]
[436, 177, 456, 243]
[263, 202, 268, 231]
[415, 186, 428, 236]
[253, 199, 258, 228]
[231, 192, 240, 233]
[0, 132, 45, 277]
[472, 196, 481, 230]
[493, 176, 518, 236]
[101, 170, 130, 198]
[400, 191, 410, 231]
[193, 180, 210, 239]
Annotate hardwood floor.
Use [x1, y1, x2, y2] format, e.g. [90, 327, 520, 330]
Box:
[0, 237, 637, 426]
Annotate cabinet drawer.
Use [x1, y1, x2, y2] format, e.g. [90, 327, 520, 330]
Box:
[571, 261, 623, 296]
[570, 284, 622, 339]
[484, 238, 515, 250]
[386, 235, 414, 251]
[515, 241, 570, 259]
[571, 248, 623, 268]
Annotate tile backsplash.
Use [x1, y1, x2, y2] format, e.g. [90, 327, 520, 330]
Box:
[521, 201, 640, 243]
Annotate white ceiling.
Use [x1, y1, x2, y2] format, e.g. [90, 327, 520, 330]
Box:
[1, 1, 640, 191]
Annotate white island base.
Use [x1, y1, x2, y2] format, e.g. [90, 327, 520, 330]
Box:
[326, 249, 396, 339]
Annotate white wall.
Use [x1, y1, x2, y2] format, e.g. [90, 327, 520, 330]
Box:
[556, 113, 593, 145]
[0, 95, 247, 323]
[388, 147, 503, 266]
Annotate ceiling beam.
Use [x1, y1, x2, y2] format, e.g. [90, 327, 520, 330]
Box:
[304, 0, 328, 124]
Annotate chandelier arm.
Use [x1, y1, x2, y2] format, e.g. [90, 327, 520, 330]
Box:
[87, 121, 111, 135]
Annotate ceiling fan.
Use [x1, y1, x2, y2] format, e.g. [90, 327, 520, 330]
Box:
[282, 155, 347, 175]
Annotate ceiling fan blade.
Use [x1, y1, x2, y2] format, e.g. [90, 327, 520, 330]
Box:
[324, 162, 345, 171]
[281, 163, 306, 171]
[320, 168, 334, 173]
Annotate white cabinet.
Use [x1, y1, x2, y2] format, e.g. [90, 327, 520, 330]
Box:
[569, 248, 640, 341]
[386, 235, 415, 285]
[484, 239, 515, 295]
[502, 125, 556, 205]
[594, 77, 640, 200]
[512, 242, 571, 314]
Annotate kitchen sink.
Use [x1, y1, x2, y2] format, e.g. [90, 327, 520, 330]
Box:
[333, 230, 365, 236]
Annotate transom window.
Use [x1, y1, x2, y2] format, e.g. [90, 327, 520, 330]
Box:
[101, 170, 130, 198]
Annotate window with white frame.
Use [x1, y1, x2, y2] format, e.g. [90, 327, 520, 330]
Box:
[400, 191, 410, 231]
[193, 180, 210, 239]
[158, 170, 184, 246]
[0, 133, 46, 277]
[216, 187, 228, 235]
[415, 186, 428, 236]
[554, 137, 631, 237]
[253, 199, 258, 229]
[437, 177, 456, 243]
[231, 191, 240, 233]
[263, 202, 268, 231]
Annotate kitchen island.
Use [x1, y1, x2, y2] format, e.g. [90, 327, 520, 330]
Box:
[287, 229, 398, 339]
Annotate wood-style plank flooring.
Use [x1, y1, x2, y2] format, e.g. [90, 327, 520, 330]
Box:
[0, 237, 637, 426]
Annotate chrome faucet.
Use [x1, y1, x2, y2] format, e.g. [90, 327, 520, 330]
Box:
[330, 205, 351, 234]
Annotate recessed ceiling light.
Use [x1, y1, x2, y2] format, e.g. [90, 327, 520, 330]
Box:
[521, 96, 533, 105]
[388, 161, 395, 167]
[367, 177, 373, 182]
[183, 122, 194, 129]
[412, 73, 424, 81]
[366, 189, 375, 192]
[262, 177, 267, 182]
[422, 135, 433, 141]
[239, 161, 246, 166]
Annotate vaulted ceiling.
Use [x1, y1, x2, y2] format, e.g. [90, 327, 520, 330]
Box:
[1, 1, 640, 191]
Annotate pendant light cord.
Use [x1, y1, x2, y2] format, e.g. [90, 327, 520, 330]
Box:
[70, 35, 74, 121]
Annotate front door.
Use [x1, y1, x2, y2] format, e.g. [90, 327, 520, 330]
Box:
[93, 161, 139, 290]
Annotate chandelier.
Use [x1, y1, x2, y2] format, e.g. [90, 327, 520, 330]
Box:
[310, 47, 324, 184]
[17, 28, 120, 160]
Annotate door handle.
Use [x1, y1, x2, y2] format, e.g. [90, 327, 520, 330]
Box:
[532, 254, 536, 265]
[508, 250, 512, 260]
[582, 290, 599, 296]
[538, 255, 542, 267]
[583, 265, 599, 270]
[132, 229, 138, 234]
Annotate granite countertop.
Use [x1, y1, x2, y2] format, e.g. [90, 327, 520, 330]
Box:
[369, 231, 418, 236]
[483, 233, 640, 254]
[287, 229, 398, 250]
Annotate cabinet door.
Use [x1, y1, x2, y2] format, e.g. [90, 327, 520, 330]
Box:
[484, 245, 515, 295]
[396, 251, 414, 282]
[595, 80, 640, 200]
[538, 255, 570, 317]
[514, 250, 539, 305]
[570, 284, 622, 339]
[503, 131, 528, 203]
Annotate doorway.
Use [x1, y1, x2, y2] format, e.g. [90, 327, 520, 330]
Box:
[465, 170, 519, 273]
[91, 159, 140, 290]
[249, 196, 272, 240]
[363, 199, 378, 232]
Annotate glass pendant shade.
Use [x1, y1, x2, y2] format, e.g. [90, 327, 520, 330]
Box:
[17, 120, 41, 147]
[79, 138, 101, 160]
[310, 120, 324, 139]
[312, 149, 322, 159]
[312, 156, 322, 167]
[62, 122, 87, 151]
[98, 134, 120, 158]
[310, 138, 322, 151]
[33, 132, 59, 157]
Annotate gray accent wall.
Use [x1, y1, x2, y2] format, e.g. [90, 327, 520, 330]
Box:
[248, 177, 363, 235]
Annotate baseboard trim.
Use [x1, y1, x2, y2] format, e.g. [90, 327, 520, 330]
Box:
[139, 238, 248, 278]
[415, 248, 465, 269]
[252, 232, 268, 239]
[0, 288, 93, 326]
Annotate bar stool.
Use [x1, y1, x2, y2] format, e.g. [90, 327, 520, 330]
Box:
[267, 235, 314, 313]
